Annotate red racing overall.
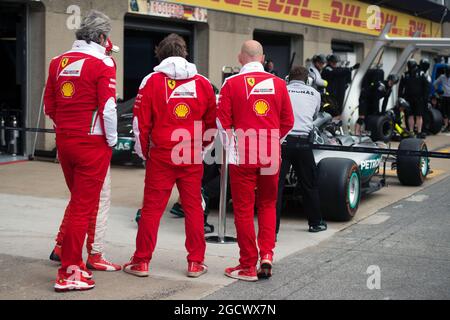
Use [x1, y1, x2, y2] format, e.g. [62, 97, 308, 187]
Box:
[217, 62, 294, 268]
[132, 57, 216, 264]
[44, 40, 117, 273]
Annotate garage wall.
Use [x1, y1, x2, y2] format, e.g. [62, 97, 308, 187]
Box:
[193, 22, 209, 77]
[26, 2, 46, 153]
[206, 10, 377, 87]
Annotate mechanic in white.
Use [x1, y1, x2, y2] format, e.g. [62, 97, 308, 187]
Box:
[275, 66, 327, 236]
[308, 54, 328, 90]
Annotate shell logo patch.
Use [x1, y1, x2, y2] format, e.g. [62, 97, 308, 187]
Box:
[61, 57, 69, 68]
[253, 99, 270, 116]
[61, 81, 75, 98]
[247, 77, 255, 87]
[168, 79, 176, 90]
[174, 103, 190, 119]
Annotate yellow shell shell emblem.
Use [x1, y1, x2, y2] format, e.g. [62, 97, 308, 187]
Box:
[247, 77, 256, 87]
[253, 99, 270, 116]
[174, 103, 190, 119]
[61, 81, 75, 98]
[168, 79, 176, 90]
[61, 57, 69, 68]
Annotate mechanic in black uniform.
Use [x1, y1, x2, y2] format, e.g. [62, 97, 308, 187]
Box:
[419, 58, 431, 82]
[321, 54, 360, 117]
[399, 59, 430, 138]
[276, 66, 327, 236]
[355, 74, 399, 135]
[264, 58, 278, 76]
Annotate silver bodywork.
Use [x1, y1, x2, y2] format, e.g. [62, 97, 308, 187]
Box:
[311, 113, 383, 184]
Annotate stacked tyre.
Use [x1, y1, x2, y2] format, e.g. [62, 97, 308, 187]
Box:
[423, 108, 443, 135]
[366, 115, 394, 142]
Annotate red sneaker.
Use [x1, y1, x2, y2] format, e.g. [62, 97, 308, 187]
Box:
[87, 253, 122, 271]
[54, 271, 95, 292]
[257, 254, 273, 279]
[187, 262, 208, 278]
[49, 245, 62, 262]
[123, 258, 149, 277]
[224, 265, 258, 282]
[79, 263, 93, 279]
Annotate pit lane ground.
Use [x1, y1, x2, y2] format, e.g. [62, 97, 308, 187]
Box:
[0, 133, 449, 299]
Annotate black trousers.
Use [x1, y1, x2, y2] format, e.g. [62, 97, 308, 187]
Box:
[276, 135, 322, 233]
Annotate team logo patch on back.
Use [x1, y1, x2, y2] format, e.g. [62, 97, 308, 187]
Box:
[58, 58, 86, 78]
[168, 79, 176, 90]
[166, 78, 197, 102]
[253, 99, 270, 116]
[174, 103, 190, 119]
[245, 77, 275, 99]
[61, 57, 69, 68]
[61, 81, 75, 98]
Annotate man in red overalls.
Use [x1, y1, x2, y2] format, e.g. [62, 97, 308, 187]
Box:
[123, 34, 216, 278]
[44, 10, 117, 292]
[217, 40, 294, 281]
[48, 38, 122, 273]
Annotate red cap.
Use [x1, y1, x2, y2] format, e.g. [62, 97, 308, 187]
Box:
[105, 38, 119, 55]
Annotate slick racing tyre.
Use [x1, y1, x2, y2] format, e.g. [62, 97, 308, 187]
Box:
[424, 108, 444, 135]
[396, 138, 429, 186]
[366, 115, 394, 142]
[318, 158, 361, 221]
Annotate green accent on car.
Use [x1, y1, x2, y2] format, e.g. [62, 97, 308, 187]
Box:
[420, 154, 429, 177]
[348, 172, 360, 209]
[113, 137, 135, 156]
[359, 155, 382, 177]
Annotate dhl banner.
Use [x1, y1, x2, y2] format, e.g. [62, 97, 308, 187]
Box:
[165, 0, 442, 37]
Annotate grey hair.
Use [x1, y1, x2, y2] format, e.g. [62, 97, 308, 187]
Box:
[75, 10, 112, 44]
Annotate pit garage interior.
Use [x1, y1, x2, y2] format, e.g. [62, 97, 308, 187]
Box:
[0, 2, 27, 161]
[124, 15, 194, 101]
[0, 0, 44, 163]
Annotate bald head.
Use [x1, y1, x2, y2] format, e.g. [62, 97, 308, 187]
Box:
[238, 40, 265, 66]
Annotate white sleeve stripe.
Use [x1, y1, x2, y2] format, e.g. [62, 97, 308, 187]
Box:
[133, 117, 145, 160]
[102, 97, 117, 147]
[216, 118, 238, 165]
[216, 118, 228, 146]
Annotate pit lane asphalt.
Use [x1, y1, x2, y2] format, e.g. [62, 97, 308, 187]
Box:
[206, 175, 450, 300]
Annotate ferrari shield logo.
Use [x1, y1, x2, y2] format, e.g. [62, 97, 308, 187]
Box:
[61, 57, 69, 69]
[168, 79, 176, 90]
[247, 77, 255, 87]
